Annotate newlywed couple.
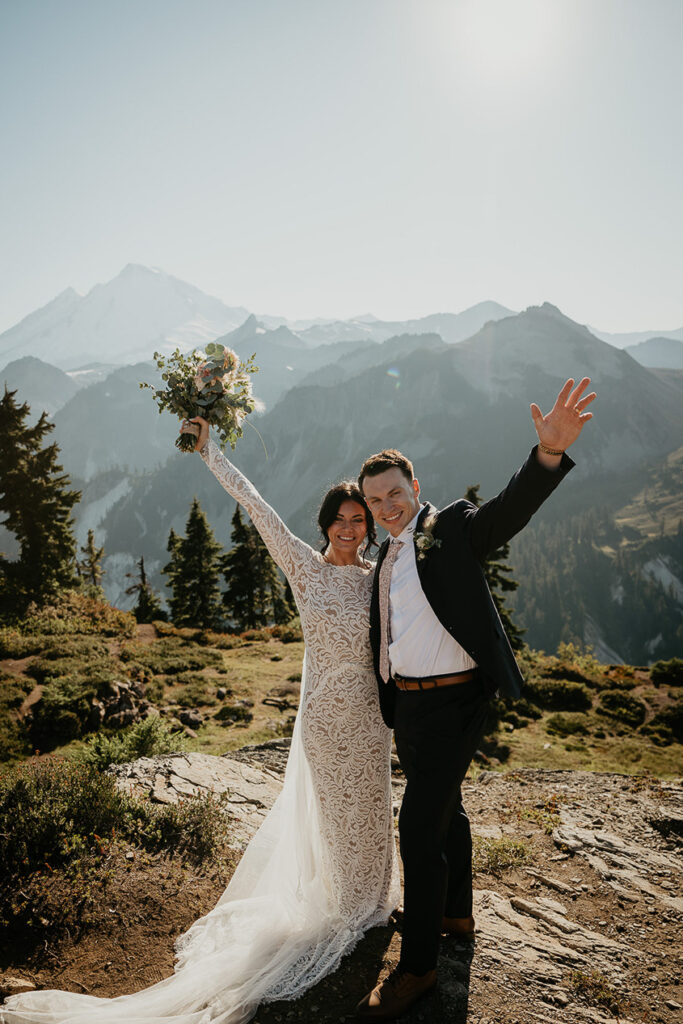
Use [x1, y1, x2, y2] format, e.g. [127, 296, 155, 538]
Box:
[2, 377, 595, 1024]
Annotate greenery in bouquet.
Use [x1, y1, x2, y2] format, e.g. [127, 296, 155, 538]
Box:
[140, 342, 258, 452]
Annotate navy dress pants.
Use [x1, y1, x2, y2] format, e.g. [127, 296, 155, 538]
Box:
[393, 675, 489, 975]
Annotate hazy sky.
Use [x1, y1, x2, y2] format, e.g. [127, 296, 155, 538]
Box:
[1, 0, 681, 333]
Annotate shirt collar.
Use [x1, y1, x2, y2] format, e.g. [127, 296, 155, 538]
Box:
[395, 504, 425, 544]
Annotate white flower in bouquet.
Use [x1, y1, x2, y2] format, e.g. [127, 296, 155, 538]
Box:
[140, 342, 258, 452]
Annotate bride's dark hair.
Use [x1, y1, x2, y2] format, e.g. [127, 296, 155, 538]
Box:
[318, 481, 377, 558]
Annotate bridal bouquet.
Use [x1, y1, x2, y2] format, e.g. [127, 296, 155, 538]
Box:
[140, 342, 258, 452]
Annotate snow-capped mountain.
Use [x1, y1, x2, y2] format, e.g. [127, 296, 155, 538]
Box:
[0, 265, 250, 370]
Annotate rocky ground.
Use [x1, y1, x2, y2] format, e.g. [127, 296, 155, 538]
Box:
[2, 743, 682, 1023]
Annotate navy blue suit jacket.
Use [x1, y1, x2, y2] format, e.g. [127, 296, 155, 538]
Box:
[369, 446, 574, 728]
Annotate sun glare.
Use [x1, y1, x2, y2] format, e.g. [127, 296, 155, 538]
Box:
[444, 0, 567, 90]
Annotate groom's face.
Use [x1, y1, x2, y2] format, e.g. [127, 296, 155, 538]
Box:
[362, 467, 421, 538]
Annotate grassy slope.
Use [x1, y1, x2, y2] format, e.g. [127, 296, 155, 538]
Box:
[1, 614, 680, 777]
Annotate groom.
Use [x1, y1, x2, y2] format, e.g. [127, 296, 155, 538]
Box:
[355, 378, 596, 1020]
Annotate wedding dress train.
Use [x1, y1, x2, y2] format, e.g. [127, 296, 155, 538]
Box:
[1, 441, 399, 1024]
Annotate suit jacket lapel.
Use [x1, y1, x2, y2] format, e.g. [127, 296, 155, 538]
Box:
[413, 502, 437, 586]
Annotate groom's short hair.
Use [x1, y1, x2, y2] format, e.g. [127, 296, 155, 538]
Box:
[358, 449, 414, 491]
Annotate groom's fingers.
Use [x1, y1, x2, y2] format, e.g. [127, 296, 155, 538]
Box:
[530, 403, 544, 428]
[566, 377, 591, 407]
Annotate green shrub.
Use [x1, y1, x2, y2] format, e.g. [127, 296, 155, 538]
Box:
[272, 621, 303, 644]
[35, 637, 110, 662]
[241, 628, 270, 642]
[597, 690, 647, 727]
[175, 679, 217, 708]
[27, 653, 117, 685]
[0, 672, 33, 762]
[545, 712, 590, 737]
[507, 697, 542, 721]
[22, 590, 135, 638]
[29, 676, 97, 748]
[651, 658, 683, 687]
[641, 699, 683, 744]
[567, 969, 625, 1017]
[473, 836, 530, 875]
[0, 628, 49, 660]
[79, 715, 187, 769]
[196, 629, 242, 649]
[524, 678, 592, 711]
[119, 638, 223, 677]
[214, 703, 253, 724]
[0, 757, 230, 881]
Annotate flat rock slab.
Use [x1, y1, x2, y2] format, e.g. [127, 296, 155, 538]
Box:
[110, 751, 285, 847]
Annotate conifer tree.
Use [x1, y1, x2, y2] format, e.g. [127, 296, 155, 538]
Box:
[465, 483, 525, 651]
[162, 499, 223, 628]
[221, 506, 257, 629]
[77, 529, 105, 586]
[125, 555, 167, 623]
[222, 507, 294, 630]
[0, 387, 80, 616]
[252, 528, 293, 625]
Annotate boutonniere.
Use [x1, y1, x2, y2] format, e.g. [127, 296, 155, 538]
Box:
[415, 516, 442, 561]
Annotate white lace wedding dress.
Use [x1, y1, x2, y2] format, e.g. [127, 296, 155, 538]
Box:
[2, 439, 399, 1024]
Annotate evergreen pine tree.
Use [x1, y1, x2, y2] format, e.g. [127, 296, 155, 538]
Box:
[125, 555, 167, 623]
[221, 506, 258, 629]
[162, 499, 223, 628]
[0, 386, 80, 616]
[77, 529, 105, 586]
[252, 528, 293, 625]
[222, 507, 294, 629]
[465, 483, 525, 651]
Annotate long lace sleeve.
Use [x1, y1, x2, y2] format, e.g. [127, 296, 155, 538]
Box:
[200, 437, 316, 584]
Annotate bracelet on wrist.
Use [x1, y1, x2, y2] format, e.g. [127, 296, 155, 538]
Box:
[537, 441, 565, 457]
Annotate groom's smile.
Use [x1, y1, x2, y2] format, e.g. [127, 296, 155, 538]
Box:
[361, 467, 421, 538]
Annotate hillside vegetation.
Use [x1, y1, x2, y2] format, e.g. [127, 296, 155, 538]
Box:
[0, 590, 680, 777]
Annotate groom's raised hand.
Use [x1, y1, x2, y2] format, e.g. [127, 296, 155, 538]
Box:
[530, 377, 596, 467]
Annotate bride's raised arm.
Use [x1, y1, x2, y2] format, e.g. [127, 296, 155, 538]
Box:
[182, 418, 315, 587]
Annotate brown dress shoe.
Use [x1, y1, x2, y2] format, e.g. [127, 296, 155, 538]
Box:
[356, 966, 437, 1020]
[441, 915, 475, 938]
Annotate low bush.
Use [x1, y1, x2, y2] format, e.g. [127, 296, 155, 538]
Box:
[641, 699, 683, 745]
[214, 703, 253, 725]
[22, 589, 135, 638]
[0, 758, 230, 885]
[175, 679, 217, 708]
[241, 628, 270, 642]
[507, 697, 542, 721]
[597, 690, 647, 727]
[27, 652, 117, 685]
[34, 637, 110, 662]
[28, 676, 98, 748]
[651, 658, 683, 687]
[119, 638, 223, 677]
[0, 628, 49, 660]
[567, 969, 625, 1017]
[196, 629, 242, 649]
[79, 715, 187, 769]
[0, 672, 33, 762]
[272, 621, 303, 644]
[523, 678, 593, 712]
[545, 712, 590, 737]
[473, 835, 530, 875]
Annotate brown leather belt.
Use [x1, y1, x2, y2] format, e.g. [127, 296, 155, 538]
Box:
[393, 670, 478, 691]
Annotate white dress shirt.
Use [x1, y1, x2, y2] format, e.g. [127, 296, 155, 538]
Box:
[388, 507, 477, 678]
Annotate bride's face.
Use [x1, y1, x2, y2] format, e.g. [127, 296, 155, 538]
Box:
[326, 500, 368, 556]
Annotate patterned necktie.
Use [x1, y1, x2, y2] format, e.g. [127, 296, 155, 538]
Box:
[378, 539, 403, 683]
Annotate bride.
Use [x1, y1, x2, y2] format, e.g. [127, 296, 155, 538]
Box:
[1, 416, 400, 1024]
